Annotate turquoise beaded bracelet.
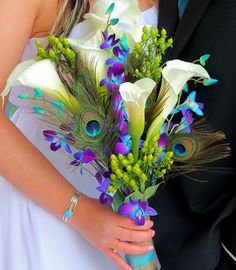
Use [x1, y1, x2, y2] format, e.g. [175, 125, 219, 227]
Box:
[62, 191, 81, 223]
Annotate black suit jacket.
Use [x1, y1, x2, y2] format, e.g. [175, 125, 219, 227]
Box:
[150, 0, 236, 269]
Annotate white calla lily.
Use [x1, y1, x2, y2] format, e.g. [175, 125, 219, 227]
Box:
[1, 59, 78, 112]
[146, 60, 211, 140]
[120, 78, 156, 160]
[68, 36, 110, 86]
[86, 0, 140, 29]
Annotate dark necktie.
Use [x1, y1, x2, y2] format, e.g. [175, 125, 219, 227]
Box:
[178, 0, 189, 18]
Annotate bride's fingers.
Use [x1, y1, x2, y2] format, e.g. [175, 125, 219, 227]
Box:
[118, 216, 154, 230]
[111, 240, 154, 255]
[115, 227, 155, 242]
[102, 248, 132, 270]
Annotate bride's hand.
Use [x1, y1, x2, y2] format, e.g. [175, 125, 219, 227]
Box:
[72, 194, 155, 270]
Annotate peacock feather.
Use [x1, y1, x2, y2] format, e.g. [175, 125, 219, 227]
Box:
[166, 120, 231, 177]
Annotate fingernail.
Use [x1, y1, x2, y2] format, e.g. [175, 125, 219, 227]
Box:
[148, 246, 154, 251]
[151, 230, 155, 237]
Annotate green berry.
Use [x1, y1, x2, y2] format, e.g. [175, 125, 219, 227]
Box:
[108, 186, 115, 193]
[141, 173, 148, 182]
[126, 165, 132, 172]
[110, 174, 117, 181]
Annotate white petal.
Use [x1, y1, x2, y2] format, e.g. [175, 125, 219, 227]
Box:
[120, 78, 155, 109]
[1, 60, 36, 100]
[163, 60, 210, 94]
[134, 78, 156, 94]
[16, 60, 66, 94]
[93, 0, 140, 26]
[146, 60, 210, 139]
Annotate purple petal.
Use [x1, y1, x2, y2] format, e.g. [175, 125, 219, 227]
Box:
[100, 78, 108, 87]
[139, 201, 148, 211]
[145, 206, 158, 216]
[114, 142, 130, 155]
[102, 31, 109, 40]
[198, 102, 204, 110]
[63, 143, 72, 154]
[99, 193, 113, 204]
[95, 172, 103, 184]
[82, 150, 96, 163]
[113, 46, 122, 57]
[119, 203, 134, 216]
[101, 178, 110, 191]
[74, 151, 82, 160]
[50, 142, 61, 151]
[70, 160, 81, 166]
[135, 215, 146, 226]
[107, 67, 114, 78]
[103, 171, 111, 179]
[159, 134, 168, 148]
[43, 130, 57, 140]
[106, 58, 116, 65]
[113, 62, 124, 75]
[118, 122, 128, 135]
[96, 186, 104, 193]
[100, 43, 110, 50]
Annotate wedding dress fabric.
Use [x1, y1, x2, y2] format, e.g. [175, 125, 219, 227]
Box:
[0, 7, 158, 270]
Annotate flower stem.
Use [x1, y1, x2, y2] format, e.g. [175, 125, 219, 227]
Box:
[132, 137, 140, 162]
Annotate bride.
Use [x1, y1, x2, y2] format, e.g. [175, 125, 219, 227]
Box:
[0, 0, 158, 269]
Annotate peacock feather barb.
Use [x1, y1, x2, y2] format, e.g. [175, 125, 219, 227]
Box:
[164, 120, 231, 177]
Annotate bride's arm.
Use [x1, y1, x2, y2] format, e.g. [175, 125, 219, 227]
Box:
[0, 1, 155, 269]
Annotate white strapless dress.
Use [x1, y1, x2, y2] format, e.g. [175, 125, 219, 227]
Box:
[0, 7, 158, 270]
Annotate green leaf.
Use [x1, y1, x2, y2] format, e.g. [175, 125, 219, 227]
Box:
[112, 190, 125, 212]
[124, 191, 145, 203]
[34, 88, 43, 100]
[110, 18, 119, 26]
[200, 54, 211, 66]
[106, 3, 115, 15]
[144, 184, 161, 200]
[18, 92, 29, 100]
[203, 78, 218, 86]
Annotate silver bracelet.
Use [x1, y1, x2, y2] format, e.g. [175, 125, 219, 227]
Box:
[62, 191, 81, 224]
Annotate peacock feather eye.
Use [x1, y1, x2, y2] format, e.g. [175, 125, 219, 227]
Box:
[84, 119, 102, 138]
[73, 108, 106, 142]
[168, 136, 197, 162]
[172, 142, 187, 157]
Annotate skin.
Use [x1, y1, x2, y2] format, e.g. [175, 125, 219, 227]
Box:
[0, 0, 157, 269]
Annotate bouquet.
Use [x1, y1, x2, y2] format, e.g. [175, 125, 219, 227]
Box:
[2, 1, 230, 269]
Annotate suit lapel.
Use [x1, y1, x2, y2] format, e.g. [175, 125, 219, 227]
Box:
[158, 0, 179, 39]
[159, 0, 212, 59]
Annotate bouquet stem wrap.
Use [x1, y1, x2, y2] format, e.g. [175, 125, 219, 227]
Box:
[125, 239, 160, 270]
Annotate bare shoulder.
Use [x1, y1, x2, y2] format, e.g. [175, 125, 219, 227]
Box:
[0, 0, 58, 94]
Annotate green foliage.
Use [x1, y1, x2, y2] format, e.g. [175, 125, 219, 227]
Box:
[109, 135, 174, 198]
[127, 26, 173, 83]
[35, 36, 76, 69]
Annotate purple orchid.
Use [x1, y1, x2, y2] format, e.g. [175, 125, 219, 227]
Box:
[43, 130, 75, 154]
[179, 108, 194, 133]
[70, 149, 96, 166]
[100, 66, 126, 93]
[100, 32, 120, 50]
[114, 134, 132, 155]
[95, 172, 113, 204]
[119, 197, 157, 226]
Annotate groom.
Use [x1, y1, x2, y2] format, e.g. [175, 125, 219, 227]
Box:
[151, 0, 236, 269]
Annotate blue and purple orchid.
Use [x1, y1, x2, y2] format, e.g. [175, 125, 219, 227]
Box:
[95, 172, 113, 204]
[119, 197, 157, 226]
[70, 150, 96, 167]
[43, 130, 75, 154]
